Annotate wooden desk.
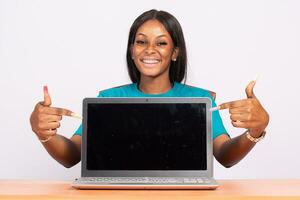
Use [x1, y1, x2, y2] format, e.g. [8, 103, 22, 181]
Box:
[0, 180, 300, 200]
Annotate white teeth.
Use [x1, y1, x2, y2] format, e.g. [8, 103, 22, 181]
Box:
[142, 59, 159, 64]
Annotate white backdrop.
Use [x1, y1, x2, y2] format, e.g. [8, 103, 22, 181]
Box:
[0, 0, 299, 180]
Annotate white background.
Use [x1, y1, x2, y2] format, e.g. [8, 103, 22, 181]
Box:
[0, 0, 299, 180]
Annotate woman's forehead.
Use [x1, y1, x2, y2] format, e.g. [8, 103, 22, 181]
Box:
[136, 19, 171, 38]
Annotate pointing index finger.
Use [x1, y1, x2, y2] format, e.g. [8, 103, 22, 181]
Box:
[218, 99, 251, 110]
[44, 107, 73, 116]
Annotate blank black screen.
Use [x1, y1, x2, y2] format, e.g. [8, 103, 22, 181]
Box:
[86, 103, 207, 170]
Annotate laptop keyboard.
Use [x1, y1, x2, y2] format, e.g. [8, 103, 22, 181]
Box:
[78, 177, 212, 184]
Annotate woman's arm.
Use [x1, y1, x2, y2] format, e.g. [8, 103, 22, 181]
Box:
[30, 86, 81, 168]
[213, 133, 256, 168]
[39, 134, 81, 168]
[213, 80, 269, 168]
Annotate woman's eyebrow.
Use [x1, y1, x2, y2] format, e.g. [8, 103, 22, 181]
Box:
[136, 33, 167, 38]
[137, 33, 147, 37]
[156, 35, 167, 39]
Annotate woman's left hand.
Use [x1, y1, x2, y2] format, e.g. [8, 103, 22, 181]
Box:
[220, 80, 270, 138]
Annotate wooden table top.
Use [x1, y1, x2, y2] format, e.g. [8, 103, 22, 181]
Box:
[0, 179, 300, 200]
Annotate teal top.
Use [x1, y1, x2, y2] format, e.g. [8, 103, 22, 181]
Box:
[74, 82, 228, 140]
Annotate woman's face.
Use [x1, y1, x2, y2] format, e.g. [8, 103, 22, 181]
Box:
[131, 20, 178, 81]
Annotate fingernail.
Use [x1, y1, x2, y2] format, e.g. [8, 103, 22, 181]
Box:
[71, 112, 83, 120]
[210, 106, 220, 112]
[43, 85, 48, 93]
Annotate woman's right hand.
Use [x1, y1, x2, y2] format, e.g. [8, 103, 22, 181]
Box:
[30, 86, 73, 140]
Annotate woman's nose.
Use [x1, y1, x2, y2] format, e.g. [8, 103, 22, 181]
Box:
[145, 44, 156, 54]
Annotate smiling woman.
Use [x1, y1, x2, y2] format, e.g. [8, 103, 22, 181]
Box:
[30, 9, 269, 169]
[132, 20, 179, 93]
[131, 20, 179, 94]
[127, 10, 186, 93]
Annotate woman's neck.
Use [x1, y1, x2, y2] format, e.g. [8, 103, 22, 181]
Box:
[139, 77, 172, 94]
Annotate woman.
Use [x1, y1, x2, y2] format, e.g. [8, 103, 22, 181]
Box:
[30, 9, 269, 168]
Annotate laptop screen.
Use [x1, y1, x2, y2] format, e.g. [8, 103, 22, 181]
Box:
[86, 103, 207, 170]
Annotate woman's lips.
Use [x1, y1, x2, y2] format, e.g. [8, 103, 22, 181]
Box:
[140, 58, 161, 66]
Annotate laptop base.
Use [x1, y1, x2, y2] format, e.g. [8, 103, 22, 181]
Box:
[72, 177, 219, 190]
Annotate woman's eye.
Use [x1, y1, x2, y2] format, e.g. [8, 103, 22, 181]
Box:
[136, 40, 146, 45]
[157, 42, 168, 46]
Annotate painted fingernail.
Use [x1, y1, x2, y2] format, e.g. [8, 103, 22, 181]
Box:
[210, 107, 219, 112]
[43, 85, 48, 93]
[71, 112, 83, 120]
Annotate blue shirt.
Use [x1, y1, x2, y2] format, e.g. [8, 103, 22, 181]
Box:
[74, 82, 228, 140]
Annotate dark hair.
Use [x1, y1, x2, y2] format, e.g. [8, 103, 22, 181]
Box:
[126, 9, 187, 83]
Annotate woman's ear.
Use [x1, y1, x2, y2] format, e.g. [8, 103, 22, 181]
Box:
[172, 47, 179, 61]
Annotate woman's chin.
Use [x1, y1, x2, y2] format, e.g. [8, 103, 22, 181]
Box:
[141, 72, 161, 78]
[138, 67, 161, 77]
[137, 64, 169, 79]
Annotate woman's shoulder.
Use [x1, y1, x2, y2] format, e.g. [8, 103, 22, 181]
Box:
[98, 83, 137, 97]
[175, 82, 216, 99]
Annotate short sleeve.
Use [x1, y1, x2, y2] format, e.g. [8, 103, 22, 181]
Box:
[73, 91, 104, 136]
[74, 124, 83, 136]
[210, 97, 230, 140]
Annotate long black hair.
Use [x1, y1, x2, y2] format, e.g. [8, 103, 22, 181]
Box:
[126, 9, 187, 83]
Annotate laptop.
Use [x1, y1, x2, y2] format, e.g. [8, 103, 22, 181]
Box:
[72, 97, 218, 189]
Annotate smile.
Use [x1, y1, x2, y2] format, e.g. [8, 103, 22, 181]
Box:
[140, 58, 161, 65]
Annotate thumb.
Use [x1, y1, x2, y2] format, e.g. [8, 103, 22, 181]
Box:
[245, 80, 256, 98]
[42, 85, 52, 106]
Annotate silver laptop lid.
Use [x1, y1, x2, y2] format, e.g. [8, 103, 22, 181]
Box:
[81, 97, 213, 178]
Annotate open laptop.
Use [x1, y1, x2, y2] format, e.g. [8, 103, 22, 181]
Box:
[72, 97, 218, 189]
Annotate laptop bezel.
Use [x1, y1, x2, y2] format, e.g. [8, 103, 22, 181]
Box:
[81, 97, 213, 178]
